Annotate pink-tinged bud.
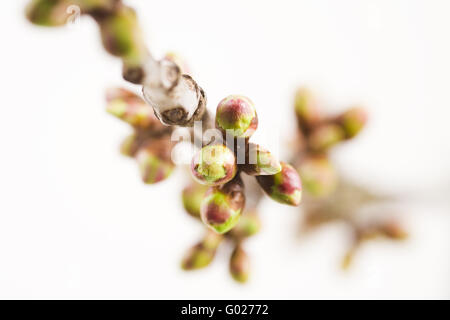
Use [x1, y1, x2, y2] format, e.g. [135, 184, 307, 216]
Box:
[26, 0, 72, 27]
[181, 231, 223, 270]
[294, 88, 321, 129]
[135, 138, 174, 184]
[336, 107, 368, 139]
[297, 155, 337, 197]
[106, 88, 163, 129]
[182, 181, 209, 219]
[308, 124, 345, 152]
[229, 211, 261, 239]
[200, 177, 245, 234]
[256, 162, 302, 206]
[191, 145, 237, 186]
[242, 143, 281, 176]
[215, 95, 258, 138]
[380, 220, 408, 240]
[229, 245, 250, 283]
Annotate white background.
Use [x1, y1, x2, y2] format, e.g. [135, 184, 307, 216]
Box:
[0, 0, 449, 299]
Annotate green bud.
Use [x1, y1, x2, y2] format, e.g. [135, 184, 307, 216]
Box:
[120, 133, 138, 157]
[337, 107, 367, 139]
[25, 0, 72, 27]
[256, 162, 302, 206]
[78, 0, 119, 12]
[298, 155, 337, 197]
[229, 245, 250, 283]
[191, 145, 237, 186]
[308, 124, 345, 152]
[136, 138, 174, 184]
[181, 231, 223, 270]
[242, 143, 281, 176]
[294, 88, 321, 129]
[200, 177, 245, 234]
[229, 211, 261, 239]
[182, 182, 208, 219]
[106, 88, 160, 128]
[97, 5, 147, 66]
[215, 95, 258, 138]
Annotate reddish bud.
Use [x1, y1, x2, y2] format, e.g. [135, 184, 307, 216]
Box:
[380, 220, 408, 240]
[200, 177, 245, 234]
[256, 162, 302, 206]
[215, 95, 258, 138]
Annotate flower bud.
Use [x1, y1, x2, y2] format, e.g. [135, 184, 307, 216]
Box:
[200, 177, 245, 234]
[298, 155, 337, 197]
[256, 162, 302, 206]
[308, 124, 345, 152]
[106, 88, 163, 129]
[182, 182, 208, 219]
[229, 211, 261, 239]
[96, 2, 148, 84]
[120, 133, 138, 157]
[26, 0, 72, 26]
[181, 231, 223, 270]
[242, 143, 281, 176]
[294, 88, 321, 129]
[97, 5, 147, 66]
[215, 95, 258, 138]
[229, 245, 250, 283]
[336, 107, 367, 139]
[79, 0, 119, 12]
[191, 145, 237, 186]
[380, 220, 408, 240]
[136, 138, 174, 184]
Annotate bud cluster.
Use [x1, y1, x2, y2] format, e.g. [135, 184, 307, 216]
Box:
[293, 88, 367, 197]
[293, 89, 407, 269]
[106, 88, 175, 184]
[25, 0, 408, 283]
[181, 180, 260, 283]
[190, 95, 302, 234]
